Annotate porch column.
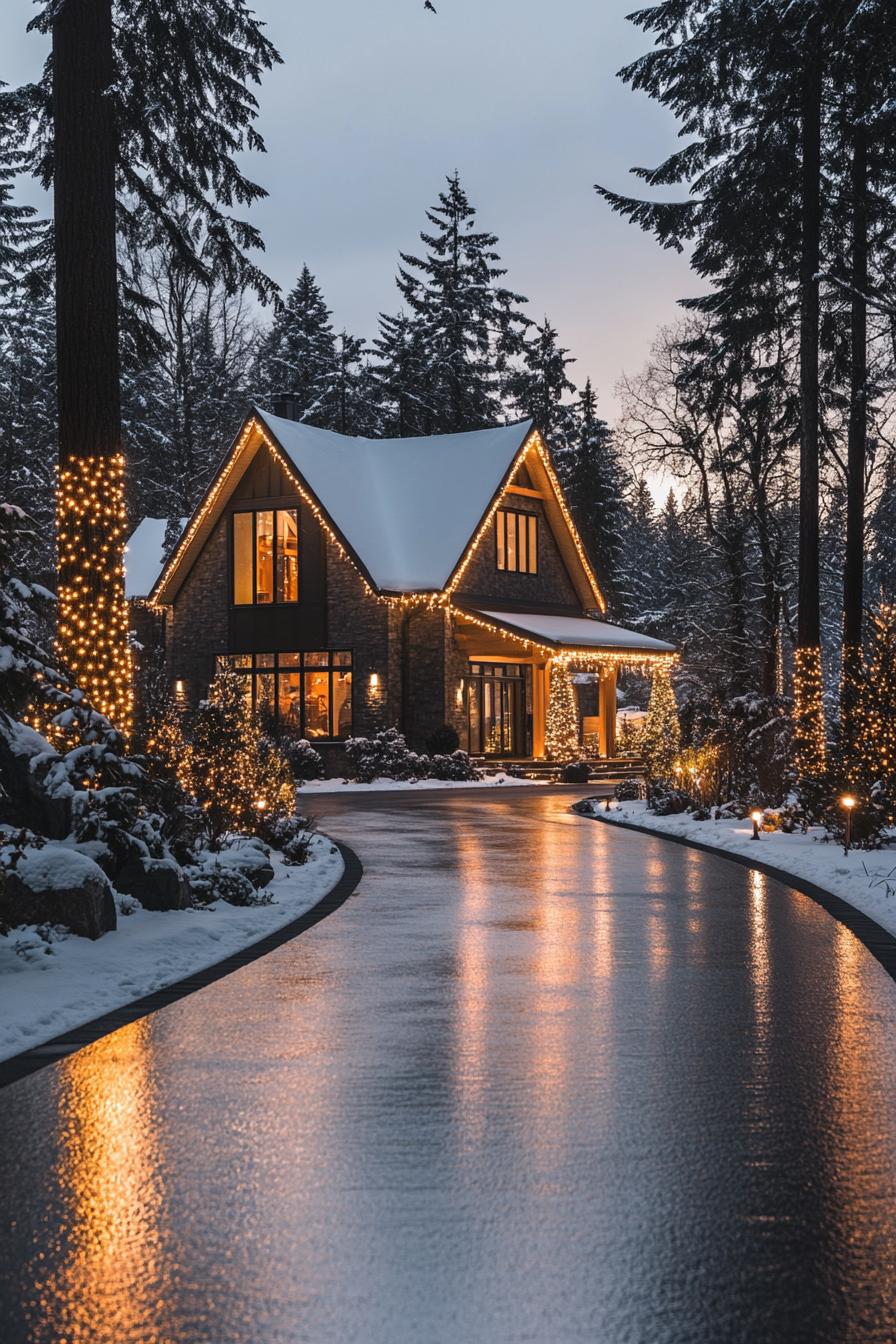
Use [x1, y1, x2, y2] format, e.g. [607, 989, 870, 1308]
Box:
[533, 661, 547, 758]
[598, 666, 617, 758]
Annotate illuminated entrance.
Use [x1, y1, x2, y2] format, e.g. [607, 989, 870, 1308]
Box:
[464, 662, 533, 757]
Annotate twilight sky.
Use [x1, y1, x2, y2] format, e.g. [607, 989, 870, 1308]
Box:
[0, 0, 697, 420]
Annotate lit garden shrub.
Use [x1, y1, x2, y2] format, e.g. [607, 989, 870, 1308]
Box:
[614, 777, 642, 802]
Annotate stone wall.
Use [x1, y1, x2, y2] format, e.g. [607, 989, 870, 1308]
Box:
[454, 495, 580, 610]
[168, 517, 229, 701]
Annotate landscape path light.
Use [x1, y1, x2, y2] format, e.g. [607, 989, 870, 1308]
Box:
[840, 795, 857, 855]
[751, 809, 763, 840]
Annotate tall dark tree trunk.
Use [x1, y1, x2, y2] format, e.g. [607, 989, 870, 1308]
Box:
[794, 16, 827, 782]
[840, 65, 868, 775]
[53, 0, 132, 733]
[53, 0, 120, 466]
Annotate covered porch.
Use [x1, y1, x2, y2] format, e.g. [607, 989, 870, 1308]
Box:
[450, 606, 677, 762]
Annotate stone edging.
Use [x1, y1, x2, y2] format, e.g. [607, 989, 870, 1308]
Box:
[0, 838, 362, 1090]
[578, 806, 896, 986]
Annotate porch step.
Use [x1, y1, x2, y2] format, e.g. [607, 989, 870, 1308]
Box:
[473, 756, 645, 783]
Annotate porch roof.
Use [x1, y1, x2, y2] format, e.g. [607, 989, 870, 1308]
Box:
[469, 609, 676, 657]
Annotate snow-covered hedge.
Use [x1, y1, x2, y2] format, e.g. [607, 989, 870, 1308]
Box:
[345, 728, 480, 784]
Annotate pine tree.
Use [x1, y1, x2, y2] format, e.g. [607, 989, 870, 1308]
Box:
[0, 288, 56, 579]
[553, 379, 625, 611]
[641, 668, 681, 783]
[545, 659, 580, 762]
[370, 310, 435, 437]
[508, 317, 576, 440]
[395, 173, 529, 432]
[254, 265, 337, 422]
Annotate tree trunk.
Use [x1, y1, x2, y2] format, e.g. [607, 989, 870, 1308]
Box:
[53, 0, 132, 734]
[840, 65, 868, 775]
[54, 0, 120, 466]
[794, 17, 826, 782]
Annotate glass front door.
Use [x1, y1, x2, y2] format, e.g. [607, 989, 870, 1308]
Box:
[465, 663, 532, 757]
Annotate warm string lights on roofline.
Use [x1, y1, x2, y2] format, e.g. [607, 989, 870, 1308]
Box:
[527, 430, 607, 613]
[56, 453, 133, 737]
[451, 608, 678, 671]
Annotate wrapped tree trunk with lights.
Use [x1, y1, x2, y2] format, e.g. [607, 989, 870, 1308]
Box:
[53, 0, 133, 735]
[545, 660, 580, 762]
[854, 606, 896, 815]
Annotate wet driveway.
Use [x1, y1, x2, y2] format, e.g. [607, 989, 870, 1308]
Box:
[2, 787, 896, 1343]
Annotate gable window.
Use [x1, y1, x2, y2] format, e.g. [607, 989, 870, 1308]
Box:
[496, 508, 537, 574]
[218, 651, 352, 739]
[232, 508, 299, 605]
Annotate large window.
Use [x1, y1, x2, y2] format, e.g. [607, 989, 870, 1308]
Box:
[232, 508, 299, 605]
[218, 651, 352, 739]
[496, 508, 537, 574]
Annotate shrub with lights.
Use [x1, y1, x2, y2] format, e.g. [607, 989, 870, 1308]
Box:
[181, 669, 295, 848]
[853, 604, 896, 820]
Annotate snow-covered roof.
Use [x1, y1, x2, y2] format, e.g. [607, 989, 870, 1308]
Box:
[125, 517, 186, 598]
[472, 609, 677, 655]
[256, 409, 533, 592]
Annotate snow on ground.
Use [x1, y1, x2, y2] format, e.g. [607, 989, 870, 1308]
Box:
[585, 799, 896, 938]
[300, 772, 538, 793]
[0, 832, 344, 1064]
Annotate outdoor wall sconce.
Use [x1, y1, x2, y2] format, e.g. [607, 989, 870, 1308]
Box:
[840, 795, 856, 854]
[750, 810, 762, 840]
[369, 672, 380, 690]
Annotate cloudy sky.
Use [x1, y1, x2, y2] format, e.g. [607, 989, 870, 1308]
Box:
[0, 0, 697, 419]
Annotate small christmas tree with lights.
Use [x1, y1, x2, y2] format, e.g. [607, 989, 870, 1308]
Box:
[182, 669, 294, 847]
[641, 667, 681, 782]
[545, 659, 581, 761]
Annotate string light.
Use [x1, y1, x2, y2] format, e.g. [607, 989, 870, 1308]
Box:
[792, 645, 827, 782]
[545, 659, 581, 760]
[853, 605, 896, 817]
[641, 667, 681, 781]
[56, 452, 133, 737]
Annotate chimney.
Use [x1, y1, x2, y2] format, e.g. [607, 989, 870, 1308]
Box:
[272, 393, 301, 421]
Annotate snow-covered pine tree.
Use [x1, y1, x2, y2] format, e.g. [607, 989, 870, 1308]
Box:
[552, 379, 626, 613]
[508, 317, 576, 442]
[253, 265, 338, 424]
[370, 310, 435, 437]
[395, 173, 529, 433]
[0, 288, 56, 580]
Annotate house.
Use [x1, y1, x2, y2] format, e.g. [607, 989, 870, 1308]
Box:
[129, 404, 676, 772]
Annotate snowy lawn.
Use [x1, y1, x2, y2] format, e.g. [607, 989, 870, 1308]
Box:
[0, 832, 344, 1064]
[581, 799, 896, 938]
[300, 771, 538, 794]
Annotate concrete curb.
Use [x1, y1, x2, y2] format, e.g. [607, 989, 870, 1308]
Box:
[0, 838, 362, 1090]
[578, 805, 896, 985]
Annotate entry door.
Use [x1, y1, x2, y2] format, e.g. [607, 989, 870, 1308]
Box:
[466, 663, 532, 756]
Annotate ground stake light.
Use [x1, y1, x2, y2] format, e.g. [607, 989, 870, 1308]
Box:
[840, 795, 856, 855]
[751, 810, 763, 840]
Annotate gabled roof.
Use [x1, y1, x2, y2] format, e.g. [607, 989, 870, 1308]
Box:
[125, 517, 186, 599]
[468, 608, 676, 656]
[256, 410, 534, 593]
[150, 411, 604, 607]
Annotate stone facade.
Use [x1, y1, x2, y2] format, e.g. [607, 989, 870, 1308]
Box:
[454, 495, 580, 610]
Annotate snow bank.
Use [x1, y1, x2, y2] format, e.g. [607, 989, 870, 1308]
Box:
[0, 832, 344, 1064]
[301, 772, 538, 794]
[583, 800, 896, 939]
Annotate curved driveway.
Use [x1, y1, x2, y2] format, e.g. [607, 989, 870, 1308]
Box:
[3, 787, 896, 1343]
